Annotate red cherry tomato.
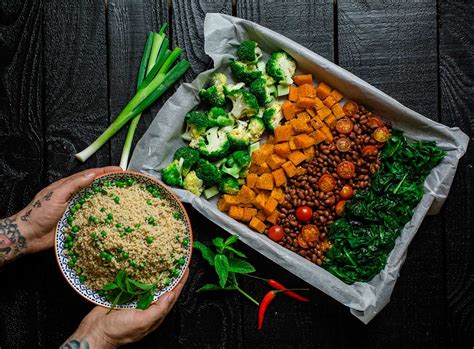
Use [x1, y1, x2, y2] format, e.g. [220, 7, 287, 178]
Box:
[339, 185, 353, 199]
[296, 206, 313, 222]
[318, 174, 336, 192]
[268, 225, 284, 242]
[367, 116, 383, 129]
[336, 161, 355, 179]
[373, 127, 391, 143]
[361, 145, 379, 157]
[297, 235, 309, 248]
[335, 118, 354, 135]
[336, 137, 351, 152]
[301, 224, 320, 242]
[343, 100, 359, 116]
[335, 201, 347, 216]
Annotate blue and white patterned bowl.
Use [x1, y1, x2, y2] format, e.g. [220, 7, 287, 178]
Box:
[55, 170, 193, 308]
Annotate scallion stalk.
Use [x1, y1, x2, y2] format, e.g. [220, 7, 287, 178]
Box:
[146, 33, 164, 75]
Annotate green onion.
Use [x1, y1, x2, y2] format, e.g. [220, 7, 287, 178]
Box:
[137, 32, 154, 84]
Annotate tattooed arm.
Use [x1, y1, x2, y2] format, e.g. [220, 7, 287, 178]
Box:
[0, 167, 121, 267]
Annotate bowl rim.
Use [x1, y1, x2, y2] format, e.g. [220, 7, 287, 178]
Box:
[54, 169, 193, 308]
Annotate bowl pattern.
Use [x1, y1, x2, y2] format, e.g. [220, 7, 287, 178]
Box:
[55, 171, 192, 308]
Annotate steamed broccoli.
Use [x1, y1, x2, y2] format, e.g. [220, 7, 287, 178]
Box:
[228, 120, 251, 149]
[249, 75, 276, 106]
[236, 41, 262, 64]
[266, 51, 296, 85]
[195, 158, 221, 186]
[247, 117, 265, 142]
[224, 82, 246, 95]
[221, 150, 251, 179]
[207, 107, 235, 127]
[173, 146, 200, 176]
[181, 111, 210, 147]
[218, 176, 240, 195]
[226, 89, 259, 119]
[162, 158, 184, 187]
[230, 60, 262, 84]
[198, 127, 230, 161]
[262, 101, 283, 131]
[183, 170, 204, 196]
[199, 72, 227, 107]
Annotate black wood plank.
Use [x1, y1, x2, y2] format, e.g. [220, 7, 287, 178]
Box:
[438, 1, 474, 346]
[108, 0, 168, 166]
[42, 0, 110, 346]
[0, 1, 45, 348]
[338, 1, 446, 347]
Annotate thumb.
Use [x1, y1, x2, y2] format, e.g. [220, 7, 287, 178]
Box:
[57, 171, 98, 202]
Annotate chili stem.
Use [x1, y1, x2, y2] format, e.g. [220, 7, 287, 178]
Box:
[241, 274, 267, 281]
[235, 285, 259, 306]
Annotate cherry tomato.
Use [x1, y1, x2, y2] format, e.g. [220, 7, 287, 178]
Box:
[339, 185, 353, 199]
[373, 127, 391, 143]
[335, 201, 347, 216]
[296, 206, 313, 222]
[336, 137, 351, 152]
[367, 116, 383, 129]
[301, 224, 319, 242]
[268, 225, 284, 242]
[318, 174, 336, 192]
[361, 145, 378, 157]
[335, 118, 354, 135]
[342, 100, 359, 116]
[336, 161, 355, 179]
[297, 235, 309, 248]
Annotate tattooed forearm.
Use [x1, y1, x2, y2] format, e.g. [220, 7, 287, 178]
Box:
[60, 338, 90, 349]
[0, 217, 27, 267]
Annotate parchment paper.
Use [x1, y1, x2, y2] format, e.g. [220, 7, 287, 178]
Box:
[129, 13, 469, 323]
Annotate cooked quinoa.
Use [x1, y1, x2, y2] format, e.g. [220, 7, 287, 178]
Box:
[63, 178, 188, 291]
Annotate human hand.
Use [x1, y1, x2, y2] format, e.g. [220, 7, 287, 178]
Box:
[62, 269, 189, 349]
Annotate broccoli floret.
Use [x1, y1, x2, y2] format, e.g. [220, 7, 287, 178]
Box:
[162, 158, 184, 187]
[226, 89, 259, 119]
[266, 51, 296, 85]
[218, 176, 240, 195]
[198, 127, 230, 161]
[181, 111, 210, 145]
[173, 146, 200, 176]
[236, 41, 263, 64]
[228, 121, 251, 149]
[207, 107, 235, 127]
[224, 82, 246, 95]
[247, 117, 266, 142]
[249, 75, 276, 106]
[230, 60, 262, 84]
[232, 150, 251, 168]
[199, 72, 227, 107]
[183, 170, 204, 196]
[221, 150, 251, 179]
[195, 159, 221, 187]
[262, 101, 283, 131]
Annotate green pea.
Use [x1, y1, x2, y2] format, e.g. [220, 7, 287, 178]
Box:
[159, 257, 165, 263]
[153, 190, 161, 198]
[119, 232, 126, 237]
[85, 193, 92, 199]
[101, 231, 107, 238]
[79, 198, 86, 205]
[146, 236, 154, 244]
[173, 212, 180, 220]
[68, 260, 75, 268]
[105, 218, 111, 224]
[126, 178, 134, 186]
[125, 227, 133, 233]
[92, 233, 98, 241]
[67, 250, 75, 256]
[115, 223, 122, 228]
[70, 207, 77, 214]
[182, 239, 189, 247]
[146, 199, 152, 205]
[114, 196, 120, 204]
[65, 235, 72, 242]
[107, 213, 113, 219]
[72, 226, 79, 233]
[178, 257, 185, 266]
[139, 262, 146, 269]
[100, 207, 106, 212]
[79, 275, 86, 283]
[93, 186, 101, 193]
[88, 215, 96, 222]
[117, 247, 123, 253]
[122, 252, 129, 259]
[67, 216, 75, 225]
[164, 279, 170, 286]
[129, 260, 137, 268]
[172, 269, 180, 278]
[75, 267, 82, 275]
[74, 203, 82, 210]
[147, 217, 155, 224]
[175, 235, 180, 242]
[147, 186, 154, 193]
[134, 223, 141, 229]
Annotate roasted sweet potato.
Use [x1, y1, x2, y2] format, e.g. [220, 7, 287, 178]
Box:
[293, 74, 313, 86]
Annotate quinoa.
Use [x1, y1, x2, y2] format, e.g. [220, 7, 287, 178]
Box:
[63, 179, 188, 291]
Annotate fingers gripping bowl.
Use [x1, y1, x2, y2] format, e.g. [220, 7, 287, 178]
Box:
[55, 171, 192, 309]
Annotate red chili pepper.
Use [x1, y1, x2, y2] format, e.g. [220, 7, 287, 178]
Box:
[267, 279, 310, 302]
[258, 290, 277, 331]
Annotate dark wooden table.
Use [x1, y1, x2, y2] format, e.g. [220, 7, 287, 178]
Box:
[1, 1, 473, 348]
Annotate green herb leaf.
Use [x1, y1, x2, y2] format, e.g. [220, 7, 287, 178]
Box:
[124, 278, 136, 294]
[193, 241, 215, 266]
[103, 282, 118, 291]
[214, 254, 230, 288]
[212, 237, 224, 249]
[136, 290, 155, 310]
[197, 283, 236, 292]
[224, 234, 239, 246]
[224, 246, 247, 258]
[128, 278, 155, 291]
[115, 269, 127, 291]
[228, 258, 255, 274]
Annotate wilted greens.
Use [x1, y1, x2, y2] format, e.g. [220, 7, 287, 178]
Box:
[323, 129, 446, 284]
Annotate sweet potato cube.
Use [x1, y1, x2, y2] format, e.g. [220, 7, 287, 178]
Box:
[251, 149, 268, 166]
[282, 161, 298, 178]
[246, 173, 258, 189]
[295, 105, 305, 113]
[288, 150, 307, 166]
[256, 210, 267, 221]
[242, 207, 258, 223]
[266, 153, 285, 170]
[254, 191, 269, 210]
[238, 185, 256, 204]
[303, 146, 315, 160]
[298, 84, 316, 98]
[274, 125, 294, 142]
[266, 210, 279, 225]
[296, 111, 311, 122]
[314, 97, 325, 110]
[317, 107, 332, 120]
[274, 142, 291, 158]
[260, 143, 274, 156]
[282, 101, 297, 120]
[289, 137, 297, 150]
[218, 194, 241, 211]
[288, 86, 299, 101]
[290, 118, 313, 134]
[256, 173, 274, 191]
[296, 97, 316, 109]
[306, 108, 316, 118]
[316, 82, 332, 99]
[270, 187, 285, 203]
[249, 162, 271, 175]
[228, 206, 244, 221]
[310, 117, 324, 130]
[293, 74, 313, 86]
[331, 103, 346, 119]
[330, 89, 344, 102]
[323, 95, 336, 108]
[249, 217, 266, 233]
[310, 130, 327, 144]
[263, 197, 278, 216]
[272, 168, 287, 187]
[320, 126, 334, 142]
[293, 134, 315, 149]
[324, 114, 337, 129]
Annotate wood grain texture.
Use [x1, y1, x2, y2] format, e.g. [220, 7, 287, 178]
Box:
[337, 1, 447, 347]
[237, 0, 334, 61]
[439, 1, 474, 346]
[108, 0, 168, 166]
